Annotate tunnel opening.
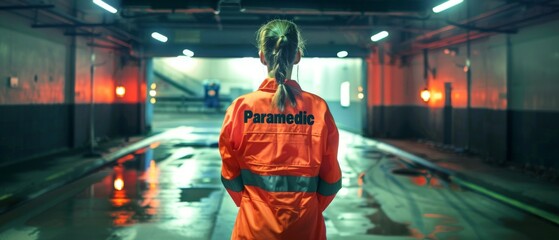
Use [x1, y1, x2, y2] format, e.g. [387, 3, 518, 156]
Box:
[147, 56, 367, 134]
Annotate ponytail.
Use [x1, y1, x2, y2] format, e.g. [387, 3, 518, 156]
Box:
[271, 35, 298, 111]
[257, 20, 304, 112]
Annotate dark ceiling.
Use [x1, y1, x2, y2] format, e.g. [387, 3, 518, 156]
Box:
[2, 0, 559, 58]
[119, 0, 446, 57]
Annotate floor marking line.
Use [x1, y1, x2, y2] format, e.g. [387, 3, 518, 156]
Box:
[0, 194, 13, 201]
[451, 176, 559, 226]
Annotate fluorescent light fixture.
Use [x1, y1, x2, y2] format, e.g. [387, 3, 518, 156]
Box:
[340, 81, 350, 107]
[92, 0, 117, 14]
[151, 32, 168, 42]
[433, 0, 464, 13]
[182, 49, 194, 57]
[337, 51, 348, 58]
[371, 31, 389, 42]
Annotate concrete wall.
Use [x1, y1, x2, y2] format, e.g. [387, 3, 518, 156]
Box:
[368, 19, 559, 168]
[507, 20, 559, 168]
[0, 11, 145, 165]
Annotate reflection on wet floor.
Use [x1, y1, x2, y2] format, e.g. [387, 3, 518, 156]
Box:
[364, 191, 411, 236]
[330, 135, 559, 240]
[10, 139, 224, 240]
[327, 150, 468, 240]
[180, 188, 220, 202]
[4, 127, 559, 240]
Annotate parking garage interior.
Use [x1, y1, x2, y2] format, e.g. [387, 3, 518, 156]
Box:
[1, 0, 559, 239]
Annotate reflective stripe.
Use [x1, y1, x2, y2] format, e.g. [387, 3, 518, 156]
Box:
[241, 169, 318, 193]
[222, 175, 244, 192]
[222, 170, 342, 195]
[317, 178, 342, 196]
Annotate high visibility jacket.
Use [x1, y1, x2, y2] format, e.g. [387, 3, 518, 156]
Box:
[219, 78, 342, 240]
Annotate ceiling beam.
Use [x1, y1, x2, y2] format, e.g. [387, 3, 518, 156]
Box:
[31, 22, 118, 28]
[0, 4, 54, 10]
[144, 43, 370, 58]
[137, 21, 431, 33]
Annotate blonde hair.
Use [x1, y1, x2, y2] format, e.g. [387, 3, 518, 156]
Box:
[257, 19, 304, 111]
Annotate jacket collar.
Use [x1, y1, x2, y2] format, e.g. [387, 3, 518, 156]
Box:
[258, 78, 302, 93]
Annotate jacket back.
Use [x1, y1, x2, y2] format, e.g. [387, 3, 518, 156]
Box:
[219, 78, 341, 240]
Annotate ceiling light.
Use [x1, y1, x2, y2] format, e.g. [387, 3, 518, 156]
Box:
[371, 31, 389, 42]
[92, 0, 117, 14]
[340, 81, 350, 107]
[337, 51, 348, 58]
[433, 0, 464, 13]
[151, 32, 168, 43]
[182, 49, 194, 57]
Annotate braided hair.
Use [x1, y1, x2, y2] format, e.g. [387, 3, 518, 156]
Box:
[257, 19, 304, 111]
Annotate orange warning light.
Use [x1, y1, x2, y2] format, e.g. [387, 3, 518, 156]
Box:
[116, 86, 126, 98]
[114, 178, 124, 191]
[420, 88, 431, 103]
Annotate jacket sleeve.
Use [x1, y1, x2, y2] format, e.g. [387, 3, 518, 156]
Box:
[219, 102, 244, 207]
[317, 106, 342, 212]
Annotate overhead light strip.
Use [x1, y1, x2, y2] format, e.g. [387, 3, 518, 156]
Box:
[92, 0, 117, 14]
[183, 49, 194, 57]
[337, 51, 348, 58]
[151, 32, 168, 43]
[370, 31, 389, 42]
[433, 0, 464, 13]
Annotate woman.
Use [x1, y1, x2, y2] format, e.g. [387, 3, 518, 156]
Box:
[219, 19, 341, 240]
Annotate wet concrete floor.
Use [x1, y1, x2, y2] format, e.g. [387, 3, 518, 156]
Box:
[324, 132, 559, 240]
[0, 113, 558, 239]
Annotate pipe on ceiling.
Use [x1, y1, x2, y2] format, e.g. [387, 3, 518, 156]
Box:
[241, 8, 425, 17]
[34, 3, 141, 47]
[411, 3, 521, 43]
[122, 7, 216, 14]
[137, 22, 431, 33]
[400, 6, 559, 55]
[0, 4, 54, 10]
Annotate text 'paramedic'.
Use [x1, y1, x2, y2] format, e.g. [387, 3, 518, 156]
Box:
[244, 110, 315, 125]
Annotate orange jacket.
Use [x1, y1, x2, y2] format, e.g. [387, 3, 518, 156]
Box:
[219, 78, 341, 240]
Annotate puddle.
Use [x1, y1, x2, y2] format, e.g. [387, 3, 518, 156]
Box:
[366, 210, 411, 236]
[180, 187, 220, 202]
[179, 154, 194, 159]
[391, 167, 462, 190]
[204, 162, 222, 167]
[9, 138, 227, 239]
[197, 177, 219, 184]
[350, 145, 376, 149]
[173, 141, 219, 148]
[174, 142, 208, 148]
[359, 191, 412, 236]
[385, 154, 397, 159]
[359, 191, 464, 239]
[351, 149, 385, 160]
[392, 168, 428, 177]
